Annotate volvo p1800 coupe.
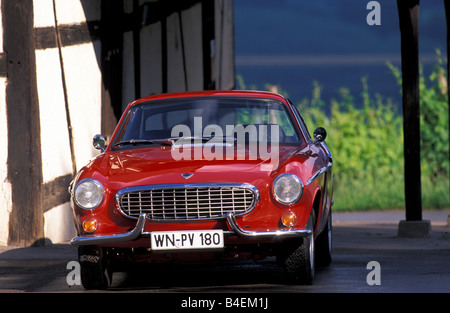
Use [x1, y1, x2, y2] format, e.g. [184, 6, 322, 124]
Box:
[69, 90, 334, 289]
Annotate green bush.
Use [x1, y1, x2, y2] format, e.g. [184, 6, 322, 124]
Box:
[299, 53, 449, 211]
[298, 80, 406, 211]
[237, 51, 449, 211]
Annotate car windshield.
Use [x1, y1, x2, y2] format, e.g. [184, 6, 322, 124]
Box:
[112, 97, 301, 149]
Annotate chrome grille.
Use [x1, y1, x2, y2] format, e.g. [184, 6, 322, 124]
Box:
[116, 183, 259, 220]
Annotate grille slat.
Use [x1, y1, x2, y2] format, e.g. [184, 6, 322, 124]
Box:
[117, 184, 258, 220]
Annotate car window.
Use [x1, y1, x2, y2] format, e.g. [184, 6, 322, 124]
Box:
[113, 97, 302, 148]
[288, 99, 312, 142]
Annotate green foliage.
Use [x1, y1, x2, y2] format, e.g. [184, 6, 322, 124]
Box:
[388, 50, 449, 182]
[298, 80, 406, 210]
[237, 52, 449, 211]
[299, 53, 449, 211]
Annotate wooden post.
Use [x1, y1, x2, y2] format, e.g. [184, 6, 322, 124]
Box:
[3, 0, 45, 246]
[397, 0, 422, 221]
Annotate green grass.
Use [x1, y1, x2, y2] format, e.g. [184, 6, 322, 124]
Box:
[334, 173, 449, 212]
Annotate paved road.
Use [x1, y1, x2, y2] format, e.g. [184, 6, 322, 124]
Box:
[0, 210, 449, 294]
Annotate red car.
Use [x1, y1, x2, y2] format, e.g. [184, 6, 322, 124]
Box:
[69, 90, 334, 289]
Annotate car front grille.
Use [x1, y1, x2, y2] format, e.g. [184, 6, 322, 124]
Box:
[116, 183, 259, 220]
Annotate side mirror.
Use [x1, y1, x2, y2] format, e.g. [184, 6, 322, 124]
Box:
[313, 127, 327, 143]
[93, 134, 106, 152]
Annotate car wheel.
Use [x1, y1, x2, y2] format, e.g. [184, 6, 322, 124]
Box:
[282, 214, 315, 284]
[78, 246, 112, 290]
[315, 209, 332, 266]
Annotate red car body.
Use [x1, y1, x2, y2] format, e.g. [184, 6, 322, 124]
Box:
[69, 90, 334, 288]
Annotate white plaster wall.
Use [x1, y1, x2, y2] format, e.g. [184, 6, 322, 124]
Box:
[53, 0, 101, 170]
[53, 0, 90, 25]
[0, 76, 11, 246]
[34, 0, 74, 185]
[33, 0, 55, 27]
[44, 203, 76, 244]
[62, 42, 102, 171]
[35, 46, 76, 243]
[35, 48, 73, 184]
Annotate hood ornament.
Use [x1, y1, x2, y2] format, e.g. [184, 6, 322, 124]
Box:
[181, 173, 193, 179]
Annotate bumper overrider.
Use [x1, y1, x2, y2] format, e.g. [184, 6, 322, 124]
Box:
[70, 213, 312, 246]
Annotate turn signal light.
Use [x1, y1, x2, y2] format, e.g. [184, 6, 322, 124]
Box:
[281, 212, 297, 227]
[82, 218, 97, 233]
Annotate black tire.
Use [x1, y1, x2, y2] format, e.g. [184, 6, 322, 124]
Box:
[78, 246, 112, 290]
[315, 209, 332, 267]
[282, 214, 315, 284]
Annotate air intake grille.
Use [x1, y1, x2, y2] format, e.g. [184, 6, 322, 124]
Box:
[116, 183, 259, 220]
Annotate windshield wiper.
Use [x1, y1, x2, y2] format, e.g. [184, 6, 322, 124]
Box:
[171, 136, 237, 143]
[114, 139, 173, 147]
[170, 136, 212, 143]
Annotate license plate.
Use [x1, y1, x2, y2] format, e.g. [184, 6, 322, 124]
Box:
[151, 230, 224, 251]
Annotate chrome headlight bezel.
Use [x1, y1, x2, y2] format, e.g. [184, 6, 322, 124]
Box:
[73, 179, 104, 210]
[272, 173, 304, 205]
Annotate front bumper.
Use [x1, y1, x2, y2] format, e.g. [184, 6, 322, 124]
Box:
[70, 213, 312, 246]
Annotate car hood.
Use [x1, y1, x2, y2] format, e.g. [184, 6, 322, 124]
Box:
[90, 145, 306, 188]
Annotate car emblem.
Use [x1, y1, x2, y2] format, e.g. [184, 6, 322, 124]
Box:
[181, 173, 193, 179]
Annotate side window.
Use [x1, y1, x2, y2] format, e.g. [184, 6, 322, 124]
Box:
[120, 107, 143, 141]
[288, 99, 312, 142]
[272, 109, 296, 137]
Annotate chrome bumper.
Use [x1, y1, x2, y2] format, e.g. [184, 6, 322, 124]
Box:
[70, 213, 311, 246]
[71, 213, 147, 246]
[225, 213, 312, 239]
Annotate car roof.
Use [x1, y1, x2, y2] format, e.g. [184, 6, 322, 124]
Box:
[127, 90, 288, 108]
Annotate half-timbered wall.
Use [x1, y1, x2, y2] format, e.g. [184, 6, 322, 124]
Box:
[0, 0, 234, 246]
[35, 0, 102, 244]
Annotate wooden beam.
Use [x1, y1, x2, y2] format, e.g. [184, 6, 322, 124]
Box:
[0, 53, 7, 77]
[42, 174, 73, 212]
[3, 0, 45, 246]
[35, 21, 101, 50]
[397, 0, 422, 221]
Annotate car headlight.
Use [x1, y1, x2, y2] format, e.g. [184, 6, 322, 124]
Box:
[273, 173, 303, 205]
[74, 179, 104, 210]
